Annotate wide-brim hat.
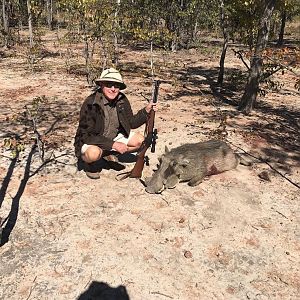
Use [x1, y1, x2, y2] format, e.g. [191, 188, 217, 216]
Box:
[95, 68, 127, 90]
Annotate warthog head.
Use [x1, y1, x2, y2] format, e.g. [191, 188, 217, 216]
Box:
[145, 147, 189, 194]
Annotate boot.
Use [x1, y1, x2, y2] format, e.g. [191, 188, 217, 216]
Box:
[83, 162, 101, 179]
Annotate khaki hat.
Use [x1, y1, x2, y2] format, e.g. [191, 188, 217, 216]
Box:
[95, 68, 126, 90]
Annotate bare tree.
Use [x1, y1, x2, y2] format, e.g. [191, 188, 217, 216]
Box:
[217, 0, 229, 86]
[238, 0, 276, 114]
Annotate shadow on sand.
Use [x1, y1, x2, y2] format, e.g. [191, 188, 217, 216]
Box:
[77, 281, 130, 300]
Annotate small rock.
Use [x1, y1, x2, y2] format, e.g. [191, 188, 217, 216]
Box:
[184, 250, 193, 258]
[258, 171, 271, 181]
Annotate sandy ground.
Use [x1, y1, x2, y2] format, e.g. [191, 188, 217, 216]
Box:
[0, 35, 300, 300]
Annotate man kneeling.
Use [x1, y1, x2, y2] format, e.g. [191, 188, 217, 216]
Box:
[74, 68, 156, 179]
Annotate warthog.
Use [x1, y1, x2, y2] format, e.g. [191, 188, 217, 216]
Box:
[145, 140, 244, 194]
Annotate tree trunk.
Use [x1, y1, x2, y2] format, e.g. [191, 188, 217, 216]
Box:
[46, 0, 53, 30]
[2, 0, 9, 46]
[2, 0, 8, 32]
[217, 0, 229, 86]
[277, 9, 286, 47]
[238, 0, 276, 114]
[84, 38, 91, 84]
[27, 0, 34, 47]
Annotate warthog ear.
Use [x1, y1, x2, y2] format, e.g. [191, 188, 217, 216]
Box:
[165, 145, 170, 153]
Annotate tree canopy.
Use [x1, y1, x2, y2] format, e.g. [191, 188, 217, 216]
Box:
[1, 0, 299, 113]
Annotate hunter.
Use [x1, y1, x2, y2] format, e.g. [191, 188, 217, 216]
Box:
[74, 68, 157, 179]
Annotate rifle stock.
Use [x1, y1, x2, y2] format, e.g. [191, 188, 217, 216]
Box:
[128, 146, 148, 178]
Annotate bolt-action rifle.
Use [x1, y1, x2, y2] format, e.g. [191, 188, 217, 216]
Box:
[119, 80, 160, 180]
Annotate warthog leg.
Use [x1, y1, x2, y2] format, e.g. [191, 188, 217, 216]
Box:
[188, 174, 205, 186]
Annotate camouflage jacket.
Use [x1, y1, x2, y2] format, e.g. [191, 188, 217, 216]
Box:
[74, 90, 148, 158]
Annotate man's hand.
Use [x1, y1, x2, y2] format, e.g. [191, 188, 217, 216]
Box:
[112, 141, 128, 154]
[145, 101, 158, 113]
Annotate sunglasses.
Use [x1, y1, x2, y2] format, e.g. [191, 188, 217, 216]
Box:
[103, 81, 122, 89]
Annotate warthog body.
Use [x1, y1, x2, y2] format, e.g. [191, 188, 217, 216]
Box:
[145, 140, 240, 194]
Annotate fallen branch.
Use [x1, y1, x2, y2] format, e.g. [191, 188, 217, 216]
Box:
[226, 141, 300, 189]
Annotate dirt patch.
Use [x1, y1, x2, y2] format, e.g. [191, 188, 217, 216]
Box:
[0, 36, 299, 300]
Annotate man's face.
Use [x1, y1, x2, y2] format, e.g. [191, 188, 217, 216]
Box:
[101, 81, 121, 101]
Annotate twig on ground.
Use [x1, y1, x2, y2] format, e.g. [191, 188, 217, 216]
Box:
[272, 208, 289, 219]
[25, 276, 37, 300]
[251, 225, 259, 230]
[278, 276, 289, 285]
[83, 271, 93, 289]
[159, 196, 169, 205]
[200, 223, 213, 231]
[150, 291, 174, 299]
[275, 210, 288, 219]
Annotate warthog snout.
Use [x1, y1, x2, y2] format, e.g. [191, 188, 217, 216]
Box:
[145, 173, 165, 194]
[145, 149, 184, 194]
